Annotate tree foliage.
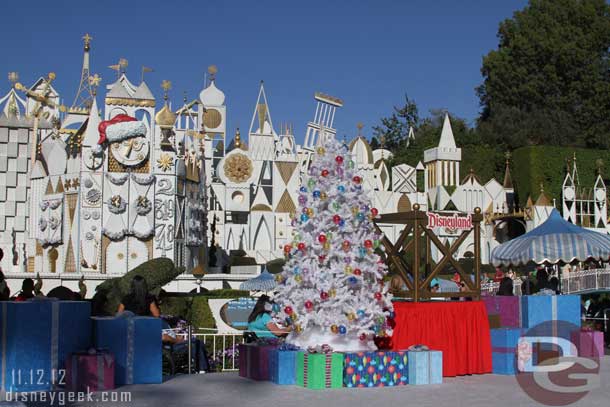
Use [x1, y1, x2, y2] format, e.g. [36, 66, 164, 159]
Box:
[477, 0, 610, 149]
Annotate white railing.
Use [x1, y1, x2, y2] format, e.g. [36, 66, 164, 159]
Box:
[481, 268, 610, 296]
[561, 269, 610, 294]
[173, 329, 244, 372]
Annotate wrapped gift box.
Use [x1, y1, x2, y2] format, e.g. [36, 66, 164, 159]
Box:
[0, 300, 91, 392]
[269, 349, 298, 385]
[93, 316, 161, 385]
[238, 344, 249, 378]
[296, 352, 344, 389]
[407, 350, 442, 385]
[492, 351, 517, 375]
[248, 345, 276, 381]
[342, 351, 408, 388]
[490, 328, 525, 375]
[521, 295, 581, 330]
[483, 296, 521, 328]
[571, 329, 604, 358]
[65, 350, 115, 392]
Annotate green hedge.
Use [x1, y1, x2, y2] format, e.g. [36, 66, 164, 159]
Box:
[512, 146, 610, 205]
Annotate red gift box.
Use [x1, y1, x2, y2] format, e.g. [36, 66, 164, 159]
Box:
[66, 350, 115, 392]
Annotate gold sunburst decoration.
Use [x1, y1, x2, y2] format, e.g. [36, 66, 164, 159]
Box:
[224, 153, 253, 183]
[157, 153, 173, 172]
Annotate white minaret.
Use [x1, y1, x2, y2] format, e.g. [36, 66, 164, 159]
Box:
[423, 113, 462, 190]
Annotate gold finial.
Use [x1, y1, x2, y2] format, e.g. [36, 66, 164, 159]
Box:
[208, 65, 218, 81]
[161, 80, 172, 101]
[83, 33, 92, 51]
[8, 72, 19, 87]
[504, 151, 511, 164]
[118, 58, 128, 73]
[235, 128, 242, 148]
[356, 122, 364, 136]
[48, 72, 56, 81]
[88, 73, 101, 96]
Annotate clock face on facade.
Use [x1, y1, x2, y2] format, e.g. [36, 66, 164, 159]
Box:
[203, 108, 222, 129]
[111, 137, 149, 167]
[223, 153, 253, 183]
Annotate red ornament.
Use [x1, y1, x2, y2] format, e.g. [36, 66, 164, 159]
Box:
[283, 244, 292, 253]
[364, 240, 373, 249]
[354, 268, 362, 276]
[353, 175, 361, 184]
[305, 300, 313, 310]
[342, 240, 351, 251]
[318, 255, 326, 263]
[318, 234, 327, 244]
[335, 156, 344, 165]
[321, 169, 329, 177]
[359, 333, 367, 341]
[333, 215, 341, 224]
[284, 306, 293, 315]
[320, 291, 329, 300]
[374, 292, 382, 300]
[371, 208, 379, 217]
[297, 242, 306, 251]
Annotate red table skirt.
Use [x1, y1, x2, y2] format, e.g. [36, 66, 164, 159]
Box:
[391, 301, 492, 377]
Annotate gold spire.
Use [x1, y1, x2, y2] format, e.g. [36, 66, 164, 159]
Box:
[119, 58, 128, 73]
[8, 72, 19, 88]
[234, 128, 242, 148]
[503, 151, 513, 189]
[156, 80, 176, 129]
[208, 65, 218, 82]
[357, 122, 364, 136]
[82, 33, 92, 51]
[88, 74, 101, 96]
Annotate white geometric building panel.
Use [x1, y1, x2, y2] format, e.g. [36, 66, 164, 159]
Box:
[128, 173, 155, 239]
[102, 173, 129, 240]
[392, 164, 417, 193]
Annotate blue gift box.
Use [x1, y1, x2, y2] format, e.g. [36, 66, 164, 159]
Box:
[93, 316, 161, 385]
[490, 328, 525, 349]
[521, 295, 581, 330]
[0, 300, 91, 392]
[269, 349, 297, 385]
[407, 350, 442, 385]
[342, 351, 408, 388]
[492, 352, 516, 375]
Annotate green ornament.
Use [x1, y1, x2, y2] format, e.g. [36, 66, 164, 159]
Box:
[308, 179, 316, 188]
[348, 160, 355, 169]
[332, 202, 340, 211]
[373, 239, 380, 248]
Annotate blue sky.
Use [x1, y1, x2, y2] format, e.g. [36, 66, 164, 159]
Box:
[0, 0, 527, 143]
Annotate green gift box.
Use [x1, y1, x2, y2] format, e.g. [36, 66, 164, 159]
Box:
[296, 352, 344, 389]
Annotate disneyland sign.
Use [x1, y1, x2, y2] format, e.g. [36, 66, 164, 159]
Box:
[426, 212, 472, 232]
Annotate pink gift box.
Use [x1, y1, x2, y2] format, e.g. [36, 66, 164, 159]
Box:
[571, 330, 604, 358]
[66, 350, 115, 392]
[483, 296, 521, 328]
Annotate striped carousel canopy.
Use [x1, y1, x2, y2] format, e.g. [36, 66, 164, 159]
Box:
[491, 209, 610, 266]
[239, 268, 277, 291]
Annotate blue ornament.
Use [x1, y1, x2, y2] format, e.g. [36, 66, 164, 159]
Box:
[359, 247, 366, 257]
[348, 276, 358, 285]
[294, 267, 301, 275]
[313, 190, 321, 198]
[357, 310, 365, 319]
[285, 316, 293, 325]
[272, 304, 280, 313]
[339, 219, 345, 227]
[357, 213, 365, 222]
[301, 214, 309, 222]
[300, 186, 308, 193]
[389, 311, 395, 319]
[337, 185, 345, 193]
[339, 325, 347, 334]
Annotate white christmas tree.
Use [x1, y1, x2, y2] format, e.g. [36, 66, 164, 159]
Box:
[273, 133, 393, 351]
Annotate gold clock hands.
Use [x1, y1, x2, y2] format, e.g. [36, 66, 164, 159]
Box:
[124, 139, 135, 158]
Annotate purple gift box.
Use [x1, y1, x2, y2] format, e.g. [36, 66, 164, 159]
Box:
[483, 296, 521, 328]
[66, 350, 115, 392]
[238, 344, 277, 380]
[571, 330, 604, 358]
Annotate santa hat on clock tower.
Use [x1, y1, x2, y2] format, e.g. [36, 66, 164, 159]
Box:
[92, 114, 146, 154]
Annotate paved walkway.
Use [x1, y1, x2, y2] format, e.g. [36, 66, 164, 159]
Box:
[8, 356, 610, 407]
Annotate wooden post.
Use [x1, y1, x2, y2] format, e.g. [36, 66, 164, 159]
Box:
[473, 207, 482, 300]
[413, 204, 421, 302]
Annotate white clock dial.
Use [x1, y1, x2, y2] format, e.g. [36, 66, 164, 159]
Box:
[84, 148, 104, 170]
[111, 136, 149, 167]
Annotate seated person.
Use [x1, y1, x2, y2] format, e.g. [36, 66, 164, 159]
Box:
[247, 295, 291, 338]
[162, 320, 209, 373]
[14, 278, 35, 302]
[117, 275, 160, 317]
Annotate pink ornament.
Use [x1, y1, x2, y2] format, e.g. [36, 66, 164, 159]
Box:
[305, 300, 314, 310]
